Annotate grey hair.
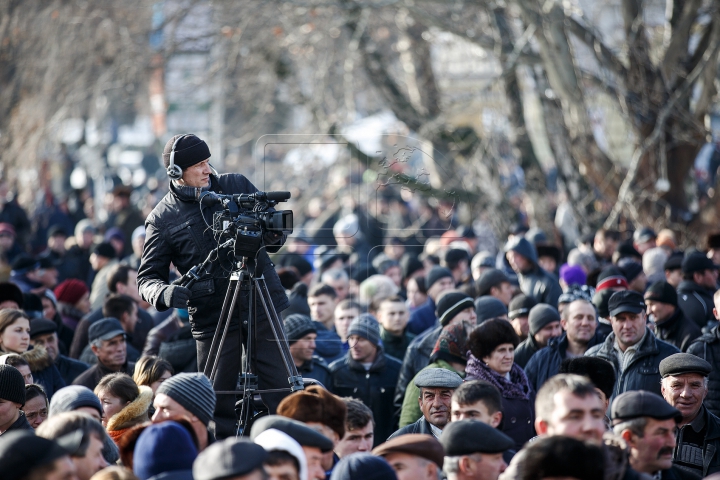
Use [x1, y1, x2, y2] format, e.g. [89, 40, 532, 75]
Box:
[660, 376, 709, 390]
[612, 417, 649, 438]
[444, 454, 481, 477]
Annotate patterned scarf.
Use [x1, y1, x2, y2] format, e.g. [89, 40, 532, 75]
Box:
[465, 353, 532, 399]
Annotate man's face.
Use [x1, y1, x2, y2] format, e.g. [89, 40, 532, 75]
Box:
[377, 301, 409, 335]
[265, 462, 299, 480]
[116, 270, 142, 304]
[624, 417, 676, 475]
[695, 269, 719, 290]
[384, 266, 403, 288]
[309, 294, 336, 325]
[24, 394, 48, 428]
[506, 251, 532, 274]
[661, 373, 707, 422]
[611, 311, 646, 351]
[635, 240, 656, 255]
[510, 315, 529, 339]
[665, 269, 682, 288]
[426, 277, 454, 301]
[72, 434, 108, 480]
[45, 456, 78, 480]
[491, 282, 514, 306]
[336, 422, 374, 457]
[451, 400, 501, 427]
[122, 303, 139, 333]
[348, 335, 378, 364]
[538, 390, 606, 445]
[448, 307, 477, 328]
[334, 307, 359, 342]
[419, 387, 454, 429]
[561, 301, 597, 345]
[301, 446, 325, 480]
[38, 267, 59, 289]
[383, 452, 436, 480]
[326, 278, 349, 301]
[538, 257, 557, 274]
[91, 334, 126, 369]
[629, 273, 648, 293]
[533, 321, 563, 348]
[180, 159, 213, 188]
[0, 232, 14, 252]
[645, 300, 676, 324]
[288, 333, 316, 366]
[17, 364, 33, 384]
[0, 398, 20, 429]
[152, 393, 194, 422]
[465, 452, 507, 480]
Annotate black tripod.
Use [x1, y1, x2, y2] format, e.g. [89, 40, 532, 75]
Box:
[174, 240, 304, 433]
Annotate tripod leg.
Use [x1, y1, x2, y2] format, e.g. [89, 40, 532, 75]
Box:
[202, 277, 236, 378]
[254, 276, 304, 391]
[206, 276, 243, 383]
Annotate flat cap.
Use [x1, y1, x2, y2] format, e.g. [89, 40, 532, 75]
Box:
[476, 269, 510, 297]
[611, 390, 681, 424]
[659, 353, 712, 378]
[634, 227, 657, 244]
[88, 317, 125, 343]
[249, 415, 334, 452]
[608, 290, 645, 317]
[414, 368, 463, 389]
[30, 318, 57, 338]
[373, 434, 444, 468]
[440, 420, 514, 455]
[193, 438, 268, 480]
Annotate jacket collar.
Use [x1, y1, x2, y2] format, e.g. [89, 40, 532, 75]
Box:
[678, 280, 714, 296]
[347, 350, 386, 373]
[598, 327, 659, 363]
[170, 174, 219, 202]
[655, 308, 684, 335]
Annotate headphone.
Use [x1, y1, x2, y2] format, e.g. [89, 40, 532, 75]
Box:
[167, 134, 190, 180]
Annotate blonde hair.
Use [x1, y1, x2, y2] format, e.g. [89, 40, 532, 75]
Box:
[90, 466, 139, 480]
[132, 356, 173, 388]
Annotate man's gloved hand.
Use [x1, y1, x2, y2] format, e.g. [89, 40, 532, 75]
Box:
[162, 285, 191, 308]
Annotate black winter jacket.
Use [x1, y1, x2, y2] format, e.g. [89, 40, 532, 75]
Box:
[655, 308, 702, 353]
[514, 335, 541, 368]
[329, 351, 402, 445]
[137, 174, 288, 339]
[55, 354, 89, 386]
[678, 280, 716, 330]
[585, 328, 679, 402]
[298, 356, 331, 389]
[394, 325, 441, 415]
[388, 417, 435, 439]
[524, 332, 602, 392]
[687, 326, 720, 417]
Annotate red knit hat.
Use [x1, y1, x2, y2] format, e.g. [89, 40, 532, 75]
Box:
[53, 279, 89, 305]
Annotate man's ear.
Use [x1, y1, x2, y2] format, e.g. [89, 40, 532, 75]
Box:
[620, 429, 635, 447]
[535, 418, 549, 436]
[459, 456, 472, 474]
[91, 344, 100, 356]
[490, 411, 503, 428]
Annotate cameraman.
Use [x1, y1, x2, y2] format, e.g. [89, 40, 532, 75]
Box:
[137, 134, 290, 438]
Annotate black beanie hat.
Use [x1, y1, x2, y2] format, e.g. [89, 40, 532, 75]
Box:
[436, 291, 474, 326]
[0, 364, 26, 406]
[426, 266, 453, 289]
[528, 304, 561, 335]
[92, 242, 116, 260]
[476, 269, 510, 297]
[508, 294, 538, 320]
[593, 288, 615, 318]
[0, 282, 23, 309]
[618, 259, 643, 283]
[644, 281, 678, 307]
[162, 134, 211, 170]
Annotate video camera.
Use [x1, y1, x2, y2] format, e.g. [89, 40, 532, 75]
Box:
[200, 190, 293, 258]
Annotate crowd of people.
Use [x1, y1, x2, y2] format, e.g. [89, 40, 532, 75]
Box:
[4, 154, 720, 480]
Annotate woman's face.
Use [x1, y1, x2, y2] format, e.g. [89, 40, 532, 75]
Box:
[75, 292, 91, 315]
[149, 370, 173, 395]
[97, 390, 129, 428]
[41, 297, 57, 320]
[23, 395, 48, 429]
[483, 342, 515, 375]
[0, 318, 30, 353]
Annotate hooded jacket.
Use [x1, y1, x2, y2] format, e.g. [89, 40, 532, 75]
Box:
[585, 328, 679, 402]
[21, 345, 65, 400]
[506, 237, 562, 308]
[654, 307, 702, 353]
[687, 326, 720, 417]
[137, 174, 289, 339]
[677, 280, 716, 331]
[329, 349, 402, 445]
[524, 332, 602, 392]
[107, 386, 153, 444]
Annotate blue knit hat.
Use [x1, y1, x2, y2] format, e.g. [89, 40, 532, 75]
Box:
[347, 314, 381, 347]
[330, 453, 397, 480]
[133, 422, 198, 480]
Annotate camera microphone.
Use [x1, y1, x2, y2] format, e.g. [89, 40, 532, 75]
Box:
[199, 191, 227, 206]
[265, 191, 291, 202]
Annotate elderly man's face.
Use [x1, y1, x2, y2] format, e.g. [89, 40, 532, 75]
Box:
[418, 387, 454, 429]
[623, 417, 677, 475]
[661, 373, 707, 423]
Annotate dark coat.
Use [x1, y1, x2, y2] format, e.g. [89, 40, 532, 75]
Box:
[510, 237, 562, 308]
[655, 308, 702, 353]
[394, 325, 441, 415]
[514, 335, 541, 369]
[406, 298, 437, 335]
[380, 327, 415, 363]
[329, 350, 402, 445]
[585, 328, 679, 401]
[298, 356, 331, 389]
[687, 327, 720, 417]
[388, 416, 434, 439]
[677, 280, 716, 330]
[55, 354, 90, 386]
[2, 412, 32, 434]
[72, 361, 135, 391]
[673, 406, 720, 478]
[313, 322, 343, 364]
[137, 174, 288, 340]
[524, 332, 602, 392]
[20, 345, 65, 400]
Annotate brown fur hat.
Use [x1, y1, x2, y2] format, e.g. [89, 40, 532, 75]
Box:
[277, 385, 347, 439]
